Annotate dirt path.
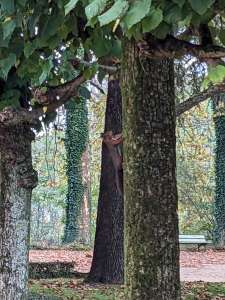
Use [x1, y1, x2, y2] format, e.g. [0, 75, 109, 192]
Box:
[180, 250, 225, 282]
[29, 249, 225, 282]
[180, 264, 225, 282]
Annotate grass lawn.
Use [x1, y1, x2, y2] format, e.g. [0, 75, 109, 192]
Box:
[29, 278, 225, 299]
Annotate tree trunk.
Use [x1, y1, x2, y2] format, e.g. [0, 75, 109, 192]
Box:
[63, 99, 89, 244]
[88, 77, 124, 283]
[0, 125, 38, 300]
[213, 95, 225, 246]
[121, 39, 180, 299]
[78, 147, 91, 245]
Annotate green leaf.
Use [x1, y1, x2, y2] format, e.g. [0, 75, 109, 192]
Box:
[2, 19, 16, 40]
[123, 0, 151, 30]
[142, 8, 163, 33]
[219, 29, 225, 45]
[152, 22, 170, 39]
[79, 86, 91, 99]
[64, 0, 79, 15]
[1, 0, 15, 14]
[98, 0, 129, 27]
[83, 63, 99, 80]
[126, 23, 142, 39]
[188, 0, 215, 15]
[207, 65, 225, 84]
[0, 89, 21, 110]
[0, 53, 17, 79]
[39, 58, 54, 85]
[85, 27, 115, 57]
[85, 0, 108, 20]
[24, 41, 38, 58]
[164, 4, 182, 24]
[111, 38, 122, 57]
[172, 0, 185, 7]
[41, 12, 64, 39]
[17, 0, 27, 7]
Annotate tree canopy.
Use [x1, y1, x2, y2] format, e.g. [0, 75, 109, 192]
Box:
[1, 0, 225, 127]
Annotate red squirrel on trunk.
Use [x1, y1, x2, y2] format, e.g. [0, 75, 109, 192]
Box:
[102, 131, 123, 195]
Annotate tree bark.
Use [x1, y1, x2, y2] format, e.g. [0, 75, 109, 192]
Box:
[87, 77, 124, 283]
[121, 39, 180, 300]
[213, 95, 225, 247]
[79, 147, 91, 245]
[0, 125, 38, 300]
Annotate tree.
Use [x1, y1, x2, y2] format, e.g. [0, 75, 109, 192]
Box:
[0, 125, 38, 299]
[213, 95, 225, 246]
[82, 1, 225, 299]
[0, 2, 88, 297]
[63, 98, 90, 245]
[121, 43, 180, 299]
[88, 77, 123, 283]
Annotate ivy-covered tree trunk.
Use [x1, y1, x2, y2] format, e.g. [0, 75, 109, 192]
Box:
[63, 99, 90, 244]
[0, 125, 38, 300]
[88, 77, 123, 283]
[121, 39, 180, 299]
[213, 95, 225, 247]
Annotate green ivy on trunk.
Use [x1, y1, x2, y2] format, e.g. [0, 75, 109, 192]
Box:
[63, 98, 89, 244]
[213, 95, 225, 247]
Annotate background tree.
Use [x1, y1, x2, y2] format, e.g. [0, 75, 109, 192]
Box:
[213, 95, 225, 246]
[31, 121, 67, 247]
[0, 1, 87, 296]
[88, 76, 123, 283]
[63, 98, 90, 244]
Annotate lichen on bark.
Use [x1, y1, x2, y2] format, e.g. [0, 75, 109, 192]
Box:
[121, 38, 180, 300]
[0, 125, 38, 300]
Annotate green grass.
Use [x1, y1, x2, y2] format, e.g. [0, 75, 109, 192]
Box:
[29, 279, 225, 300]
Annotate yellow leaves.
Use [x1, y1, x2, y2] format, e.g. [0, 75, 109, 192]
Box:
[43, 106, 48, 113]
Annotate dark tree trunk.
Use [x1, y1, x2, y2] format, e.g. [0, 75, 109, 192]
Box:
[0, 125, 38, 300]
[121, 39, 180, 299]
[213, 95, 225, 247]
[88, 77, 124, 283]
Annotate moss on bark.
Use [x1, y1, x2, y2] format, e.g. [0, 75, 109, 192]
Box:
[121, 38, 180, 300]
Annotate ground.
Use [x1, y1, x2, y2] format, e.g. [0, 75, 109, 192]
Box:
[29, 249, 225, 299]
[180, 250, 225, 282]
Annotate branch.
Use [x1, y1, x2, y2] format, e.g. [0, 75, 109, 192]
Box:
[70, 58, 118, 73]
[176, 83, 225, 116]
[33, 73, 86, 105]
[139, 35, 225, 60]
[0, 74, 87, 127]
[89, 80, 106, 94]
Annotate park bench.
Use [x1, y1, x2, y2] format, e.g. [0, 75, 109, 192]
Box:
[179, 234, 212, 250]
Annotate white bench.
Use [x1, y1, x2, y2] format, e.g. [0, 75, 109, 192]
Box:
[179, 234, 211, 250]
